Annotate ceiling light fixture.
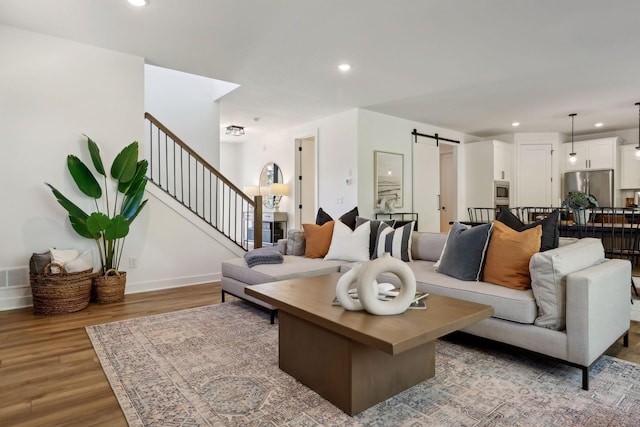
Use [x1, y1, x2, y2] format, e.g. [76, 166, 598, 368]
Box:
[568, 113, 578, 165]
[338, 63, 351, 72]
[635, 102, 640, 159]
[127, 0, 148, 6]
[511, 122, 520, 127]
[225, 125, 245, 136]
[594, 122, 604, 128]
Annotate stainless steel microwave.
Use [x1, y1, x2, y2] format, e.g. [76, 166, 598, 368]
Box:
[494, 181, 510, 205]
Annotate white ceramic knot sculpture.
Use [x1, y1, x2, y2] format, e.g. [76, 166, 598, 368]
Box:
[335, 263, 364, 311]
[335, 253, 417, 316]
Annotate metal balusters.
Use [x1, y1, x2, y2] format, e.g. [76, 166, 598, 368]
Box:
[144, 113, 258, 250]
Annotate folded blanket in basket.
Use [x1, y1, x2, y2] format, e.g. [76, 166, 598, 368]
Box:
[244, 247, 284, 268]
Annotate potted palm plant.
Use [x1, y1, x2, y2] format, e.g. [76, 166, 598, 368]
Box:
[46, 135, 148, 303]
[562, 191, 598, 225]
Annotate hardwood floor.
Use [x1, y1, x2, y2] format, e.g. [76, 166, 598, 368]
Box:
[0, 283, 229, 426]
[0, 282, 638, 426]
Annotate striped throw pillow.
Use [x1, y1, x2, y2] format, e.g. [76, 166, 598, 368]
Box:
[372, 221, 414, 262]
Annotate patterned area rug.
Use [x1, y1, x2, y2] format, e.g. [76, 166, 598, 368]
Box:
[87, 301, 640, 426]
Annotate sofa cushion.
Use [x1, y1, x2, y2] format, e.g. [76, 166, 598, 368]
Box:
[303, 221, 334, 258]
[497, 207, 560, 252]
[356, 216, 395, 259]
[436, 222, 493, 281]
[482, 221, 541, 290]
[529, 237, 605, 330]
[286, 229, 306, 256]
[222, 255, 343, 285]
[346, 260, 538, 324]
[325, 220, 370, 262]
[411, 231, 448, 262]
[373, 221, 414, 262]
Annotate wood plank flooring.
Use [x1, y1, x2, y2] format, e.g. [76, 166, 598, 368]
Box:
[0, 282, 638, 426]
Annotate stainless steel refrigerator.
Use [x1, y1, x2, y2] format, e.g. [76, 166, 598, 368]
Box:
[563, 169, 614, 207]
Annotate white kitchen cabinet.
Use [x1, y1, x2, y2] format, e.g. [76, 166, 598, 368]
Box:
[465, 139, 514, 207]
[493, 141, 513, 181]
[562, 137, 619, 172]
[619, 144, 640, 189]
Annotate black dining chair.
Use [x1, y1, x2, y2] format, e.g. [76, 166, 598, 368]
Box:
[467, 207, 498, 224]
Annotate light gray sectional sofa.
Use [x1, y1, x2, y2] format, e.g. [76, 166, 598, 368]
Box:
[221, 230, 631, 390]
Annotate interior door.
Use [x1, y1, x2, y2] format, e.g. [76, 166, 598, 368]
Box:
[295, 136, 317, 229]
[413, 140, 440, 232]
[439, 148, 456, 231]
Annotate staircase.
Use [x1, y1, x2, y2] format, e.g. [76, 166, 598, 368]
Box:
[144, 113, 262, 250]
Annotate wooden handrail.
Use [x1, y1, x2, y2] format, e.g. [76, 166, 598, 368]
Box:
[145, 112, 253, 205]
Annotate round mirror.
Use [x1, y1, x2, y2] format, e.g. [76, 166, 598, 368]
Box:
[259, 162, 284, 208]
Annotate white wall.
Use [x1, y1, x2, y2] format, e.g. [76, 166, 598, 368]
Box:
[0, 26, 239, 310]
[233, 109, 359, 227]
[357, 109, 473, 226]
[144, 64, 231, 168]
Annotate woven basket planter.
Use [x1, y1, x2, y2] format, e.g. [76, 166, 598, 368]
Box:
[93, 269, 126, 303]
[30, 263, 94, 315]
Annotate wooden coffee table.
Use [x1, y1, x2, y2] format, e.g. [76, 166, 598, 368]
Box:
[246, 272, 493, 415]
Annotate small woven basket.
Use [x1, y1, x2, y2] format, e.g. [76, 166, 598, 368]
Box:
[30, 263, 94, 315]
[92, 269, 126, 303]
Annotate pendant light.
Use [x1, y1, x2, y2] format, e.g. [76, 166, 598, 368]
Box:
[635, 102, 640, 159]
[568, 113, 578, 164]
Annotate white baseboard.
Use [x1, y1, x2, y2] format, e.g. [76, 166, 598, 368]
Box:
[0, 273, 222, 312]
[125, 273, 222, 294]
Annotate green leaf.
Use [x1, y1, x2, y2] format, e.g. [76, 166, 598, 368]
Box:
[67, 155, 102, 199]
[84, 135, 105, 176]
[86, 212, 111, 235]
[127, 199, 148, 224]
[69, 215, 97, 239]
[104, 215, 130, 240]
[118, 160, 148, 195]
[46, 183, 90, 219]
[111, 142, 139, 184]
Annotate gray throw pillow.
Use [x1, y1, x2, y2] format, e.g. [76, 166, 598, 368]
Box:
[29, 251, 51, 274]
[286, 229, 306, 256]
[437, 222, 494, 281]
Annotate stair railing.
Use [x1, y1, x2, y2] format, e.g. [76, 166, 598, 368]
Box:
[144, 112, 262, 250]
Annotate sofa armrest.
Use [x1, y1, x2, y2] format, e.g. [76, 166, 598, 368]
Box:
[565, 259, 631, 366]
[276, 238, 287, 255]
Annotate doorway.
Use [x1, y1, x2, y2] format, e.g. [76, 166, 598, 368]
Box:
[294, 134, 318, 229]
[439, 145, 457, 231]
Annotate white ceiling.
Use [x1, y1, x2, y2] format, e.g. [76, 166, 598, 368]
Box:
[2, 0, 640, 143]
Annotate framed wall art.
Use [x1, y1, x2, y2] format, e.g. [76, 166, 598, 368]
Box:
[374, 150, 403, 209]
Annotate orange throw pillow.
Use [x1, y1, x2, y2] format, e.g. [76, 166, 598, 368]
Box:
[302, 221, 335, 258]
[482, 221, 542, 290]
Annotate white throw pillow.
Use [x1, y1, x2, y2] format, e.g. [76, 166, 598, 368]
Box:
[50, 248, 80, 273]
[65, 249, 94, 273]
[324, 220, 370, 262]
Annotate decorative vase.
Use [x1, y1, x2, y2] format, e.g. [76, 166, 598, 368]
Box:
[92, 269, 126, 303]
[573, 208, 591, 226]
[385, 199, 396, 214]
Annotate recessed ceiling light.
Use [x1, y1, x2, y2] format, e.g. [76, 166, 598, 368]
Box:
[127, 0, 148, 6]
[338, 64, 352, 72]
[594, 122, 604, 127]
[511, 122, 520, 127]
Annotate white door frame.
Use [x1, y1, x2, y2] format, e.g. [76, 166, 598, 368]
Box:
[294, 129, 319, 229]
